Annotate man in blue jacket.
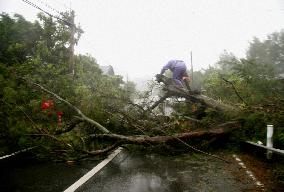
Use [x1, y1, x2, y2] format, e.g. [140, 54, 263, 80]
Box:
[160, 60, 190, 88]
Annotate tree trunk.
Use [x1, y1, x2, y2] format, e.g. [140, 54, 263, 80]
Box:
[89, 121, 240, 145]
[154, 74, 239, 112]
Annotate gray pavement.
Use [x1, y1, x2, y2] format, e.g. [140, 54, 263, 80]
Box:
[77, 150, 256, 192]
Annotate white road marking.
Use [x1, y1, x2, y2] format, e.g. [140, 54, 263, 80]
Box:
[63, 147, 123, 192]
[0, 147, 37, 160]
[232, 154, 265, 190]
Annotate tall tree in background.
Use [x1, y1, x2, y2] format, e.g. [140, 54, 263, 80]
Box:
[200, 30, 284, 149]
[247, 31, 284, 76]
[0, 13, 134, 156]
[203, 31, 284, 105]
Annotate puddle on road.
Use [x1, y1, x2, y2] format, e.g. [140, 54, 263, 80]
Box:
[77, 150, 256, 192]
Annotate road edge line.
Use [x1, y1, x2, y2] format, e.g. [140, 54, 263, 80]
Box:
[232, 154, 265, 190]
[63, 147, 123, 192]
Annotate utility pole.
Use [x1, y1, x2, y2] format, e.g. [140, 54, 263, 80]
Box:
[126, 73, 128, 92]
[69, 10, 75, 76]
[190, 51, 193, 83]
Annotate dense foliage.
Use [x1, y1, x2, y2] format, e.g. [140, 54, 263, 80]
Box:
[0, 13, 134, 157]
[191, 31, 284, 148]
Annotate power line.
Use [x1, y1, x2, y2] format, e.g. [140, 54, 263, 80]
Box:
[34, 0, 66, 18]
[22, 0, 97, 54]
[21, 0, 81, 76]
[21, 0, 75, 28]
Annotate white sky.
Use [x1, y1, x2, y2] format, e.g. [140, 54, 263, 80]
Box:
[1, 0, 284, 79]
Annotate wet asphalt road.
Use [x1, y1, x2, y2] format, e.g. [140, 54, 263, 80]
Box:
[77, 150, 257, 192]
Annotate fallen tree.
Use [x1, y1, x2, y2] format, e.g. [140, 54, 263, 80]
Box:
[153, 74, 239, 112]
[89, 121, 240, 145]
[23, 79, 242, 162]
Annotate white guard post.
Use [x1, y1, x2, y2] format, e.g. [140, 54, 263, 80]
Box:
[266, 124, 274, 159]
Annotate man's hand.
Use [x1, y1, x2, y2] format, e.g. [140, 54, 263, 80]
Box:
[182, 76, 191, 82]
[182, 76, 191, 91]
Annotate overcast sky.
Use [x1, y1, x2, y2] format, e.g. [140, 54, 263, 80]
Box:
[1, 0, 284, 79]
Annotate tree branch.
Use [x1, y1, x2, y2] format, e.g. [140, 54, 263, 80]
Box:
[181, 115, 202, 124]
[29, 81, 110, 133]
[80, 142, 121, 156]
[220, 76, 247, 105]
[26, 133, 73, 148]
[149, 94, 170, 110]
[54, 119, 83, 135]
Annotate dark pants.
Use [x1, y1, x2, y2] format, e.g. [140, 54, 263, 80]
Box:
[172, 66, 186, 86]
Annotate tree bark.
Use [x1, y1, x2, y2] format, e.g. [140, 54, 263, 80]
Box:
[89, 121, 240, 145]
